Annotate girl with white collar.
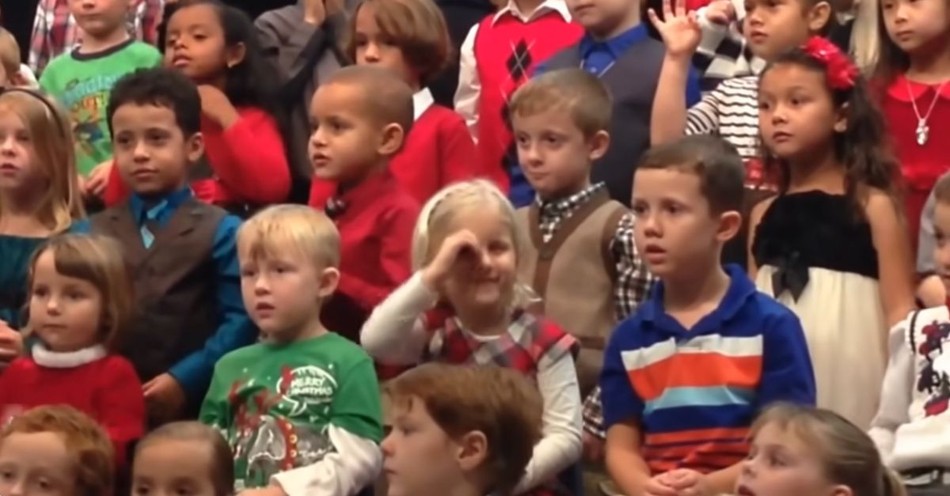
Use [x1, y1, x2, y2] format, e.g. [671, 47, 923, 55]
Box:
[0, 233, 145, 468]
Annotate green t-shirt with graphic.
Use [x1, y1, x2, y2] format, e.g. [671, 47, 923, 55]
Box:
[39, 40, 162, 176]
[199, 332, 383, 490]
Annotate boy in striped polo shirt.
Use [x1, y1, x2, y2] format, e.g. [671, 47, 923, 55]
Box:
[600, 135, 816, 496]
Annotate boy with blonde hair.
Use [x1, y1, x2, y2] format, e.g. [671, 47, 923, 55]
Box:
[382, 363, 544, 496]
[200, 204, 384, 496]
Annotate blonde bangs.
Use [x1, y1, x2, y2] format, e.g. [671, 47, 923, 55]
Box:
[0, 92, 83, 231]
[238, 205, 341, 268]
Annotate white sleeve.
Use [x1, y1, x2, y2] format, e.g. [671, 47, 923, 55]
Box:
[453, 23, 481, 142]
[270, 425, 381, 496]
[514, 351, 583, 493]
[359, 272, 436, 364]
[868, 315, 915, 465]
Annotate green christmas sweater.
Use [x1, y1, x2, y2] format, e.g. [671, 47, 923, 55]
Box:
[39, 39, 162, 176]
[199, 333, 383, 489]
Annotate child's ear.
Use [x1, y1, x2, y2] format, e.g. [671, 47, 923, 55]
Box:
[185, 132, 205, 163]
[377, 123, 405, 156]
[316, 267, 340, 298]
[588, 130, 610, 162]
[225, 42, 247, 69]
[807, 0, 833, 32]
[833, 102, 849, 133]
[829, 485, 853, 496]
[716, 209, 743, 243]
[454, 430, 489, 472]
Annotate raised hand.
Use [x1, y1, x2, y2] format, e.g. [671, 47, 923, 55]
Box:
[421, 230, 483, 292]
[647, 0, 703, 59]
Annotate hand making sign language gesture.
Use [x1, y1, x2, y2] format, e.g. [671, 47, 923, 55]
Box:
[647, 0, 703, 60]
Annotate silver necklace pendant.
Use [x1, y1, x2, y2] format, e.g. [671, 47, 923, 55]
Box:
[917, 118, 930, 146]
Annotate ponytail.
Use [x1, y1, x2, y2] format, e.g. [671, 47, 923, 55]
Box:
[882, 469, 907, 496]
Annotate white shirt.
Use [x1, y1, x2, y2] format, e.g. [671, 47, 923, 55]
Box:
[361, 272, 583, 493]
[453, 0, 572, 143]
[413, 87, 435, 121]
[869, 306, 950, 472]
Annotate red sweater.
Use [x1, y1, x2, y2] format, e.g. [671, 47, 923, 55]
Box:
[0, 353, 145, 466]
[103, 107, 291, 207]
[309, 102, 478, 206]
[879, 74, 950, 246]
[318, 171, 420, 342]
[474, 11, 584, 191]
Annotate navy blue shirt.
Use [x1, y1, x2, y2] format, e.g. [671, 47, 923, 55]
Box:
[74, 189, 256, 400]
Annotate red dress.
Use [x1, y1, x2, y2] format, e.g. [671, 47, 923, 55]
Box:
[880, 74, 950, 247]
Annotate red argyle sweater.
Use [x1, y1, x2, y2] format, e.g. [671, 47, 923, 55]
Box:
[473, 11, 583, 191]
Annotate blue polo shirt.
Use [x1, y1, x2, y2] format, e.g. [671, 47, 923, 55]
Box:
[73, 188, 256, 401]
[601, 265, 815, 473]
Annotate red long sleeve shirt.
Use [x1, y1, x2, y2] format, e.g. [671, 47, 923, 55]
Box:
[0, 354, 145, 467]
[103, 106, 291, 207]
[317, 171, 420, 342]
[309, 100, 479, 206]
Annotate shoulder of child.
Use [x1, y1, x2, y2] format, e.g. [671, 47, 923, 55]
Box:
[863, 187, 900, 218]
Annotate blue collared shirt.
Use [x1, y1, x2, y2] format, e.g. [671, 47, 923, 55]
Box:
[74, 189, 256, 401]
[513, 24, 703, 207]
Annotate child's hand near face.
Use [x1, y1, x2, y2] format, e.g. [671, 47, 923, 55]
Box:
[197, 85, 240, 128]
[143, 373, 187, 422]
[704, 0, 737, 25]
[647, 0, 703, 59]
[421, 229, 483, 291]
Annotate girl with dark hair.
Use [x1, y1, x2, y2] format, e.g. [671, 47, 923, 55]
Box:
[748, 37, 916, 431]
[104, 0, 294, 214]
[873, 0, 950, 249]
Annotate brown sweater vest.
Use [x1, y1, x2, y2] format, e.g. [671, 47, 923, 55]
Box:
[515, 190, 627, 396]
[90, 198, 225, 385]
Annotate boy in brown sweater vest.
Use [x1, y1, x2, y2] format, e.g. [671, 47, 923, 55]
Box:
[508, 68, 656, 462]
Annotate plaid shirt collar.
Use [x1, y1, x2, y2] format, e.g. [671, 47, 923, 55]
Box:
[536, 182, 605, 226]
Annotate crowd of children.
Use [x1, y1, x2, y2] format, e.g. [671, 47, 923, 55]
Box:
[0, 0, 948, 493]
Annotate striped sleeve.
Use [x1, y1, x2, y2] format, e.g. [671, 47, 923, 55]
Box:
[756, 310, 817, 408]
[601, 321, 645, 428]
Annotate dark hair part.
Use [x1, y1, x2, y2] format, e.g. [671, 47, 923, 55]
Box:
[638, 135, 746, 214]
[759, 48, 901, 210]
[871, 1, 909, 87]
[326, 65, 415, 138]
[107, 67, 201, 137]
[135, 422, 234, 496]
[347, 0, 453, 86]
[164, 0, 283, 113]
[509, 68, 612, 138]
[752, 403, 907, 496]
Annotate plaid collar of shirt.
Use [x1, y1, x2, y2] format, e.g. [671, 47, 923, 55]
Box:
[535, 183, 606, 243]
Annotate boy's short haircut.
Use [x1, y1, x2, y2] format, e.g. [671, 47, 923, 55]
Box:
[384, 363, 543, 495]
[106, 67, 202, 138]
[933, 174, 950, 206]
[0, 28, 20, 79]
[1, 405, 114, 496]
[238, 205, 341, 268]
[509, 68, 612, 138]
[346, 0, 451, 86]
[326, 65, 414, 138]
[135, 421, 234, 496]
[638, 135, 745, 214]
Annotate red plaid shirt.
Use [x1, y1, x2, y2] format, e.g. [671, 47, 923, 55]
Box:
[28, 0, 164, 75]
[423, 308, 578, 376]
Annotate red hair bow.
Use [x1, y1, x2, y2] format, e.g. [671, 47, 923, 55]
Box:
[801, 36, 858, 90]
